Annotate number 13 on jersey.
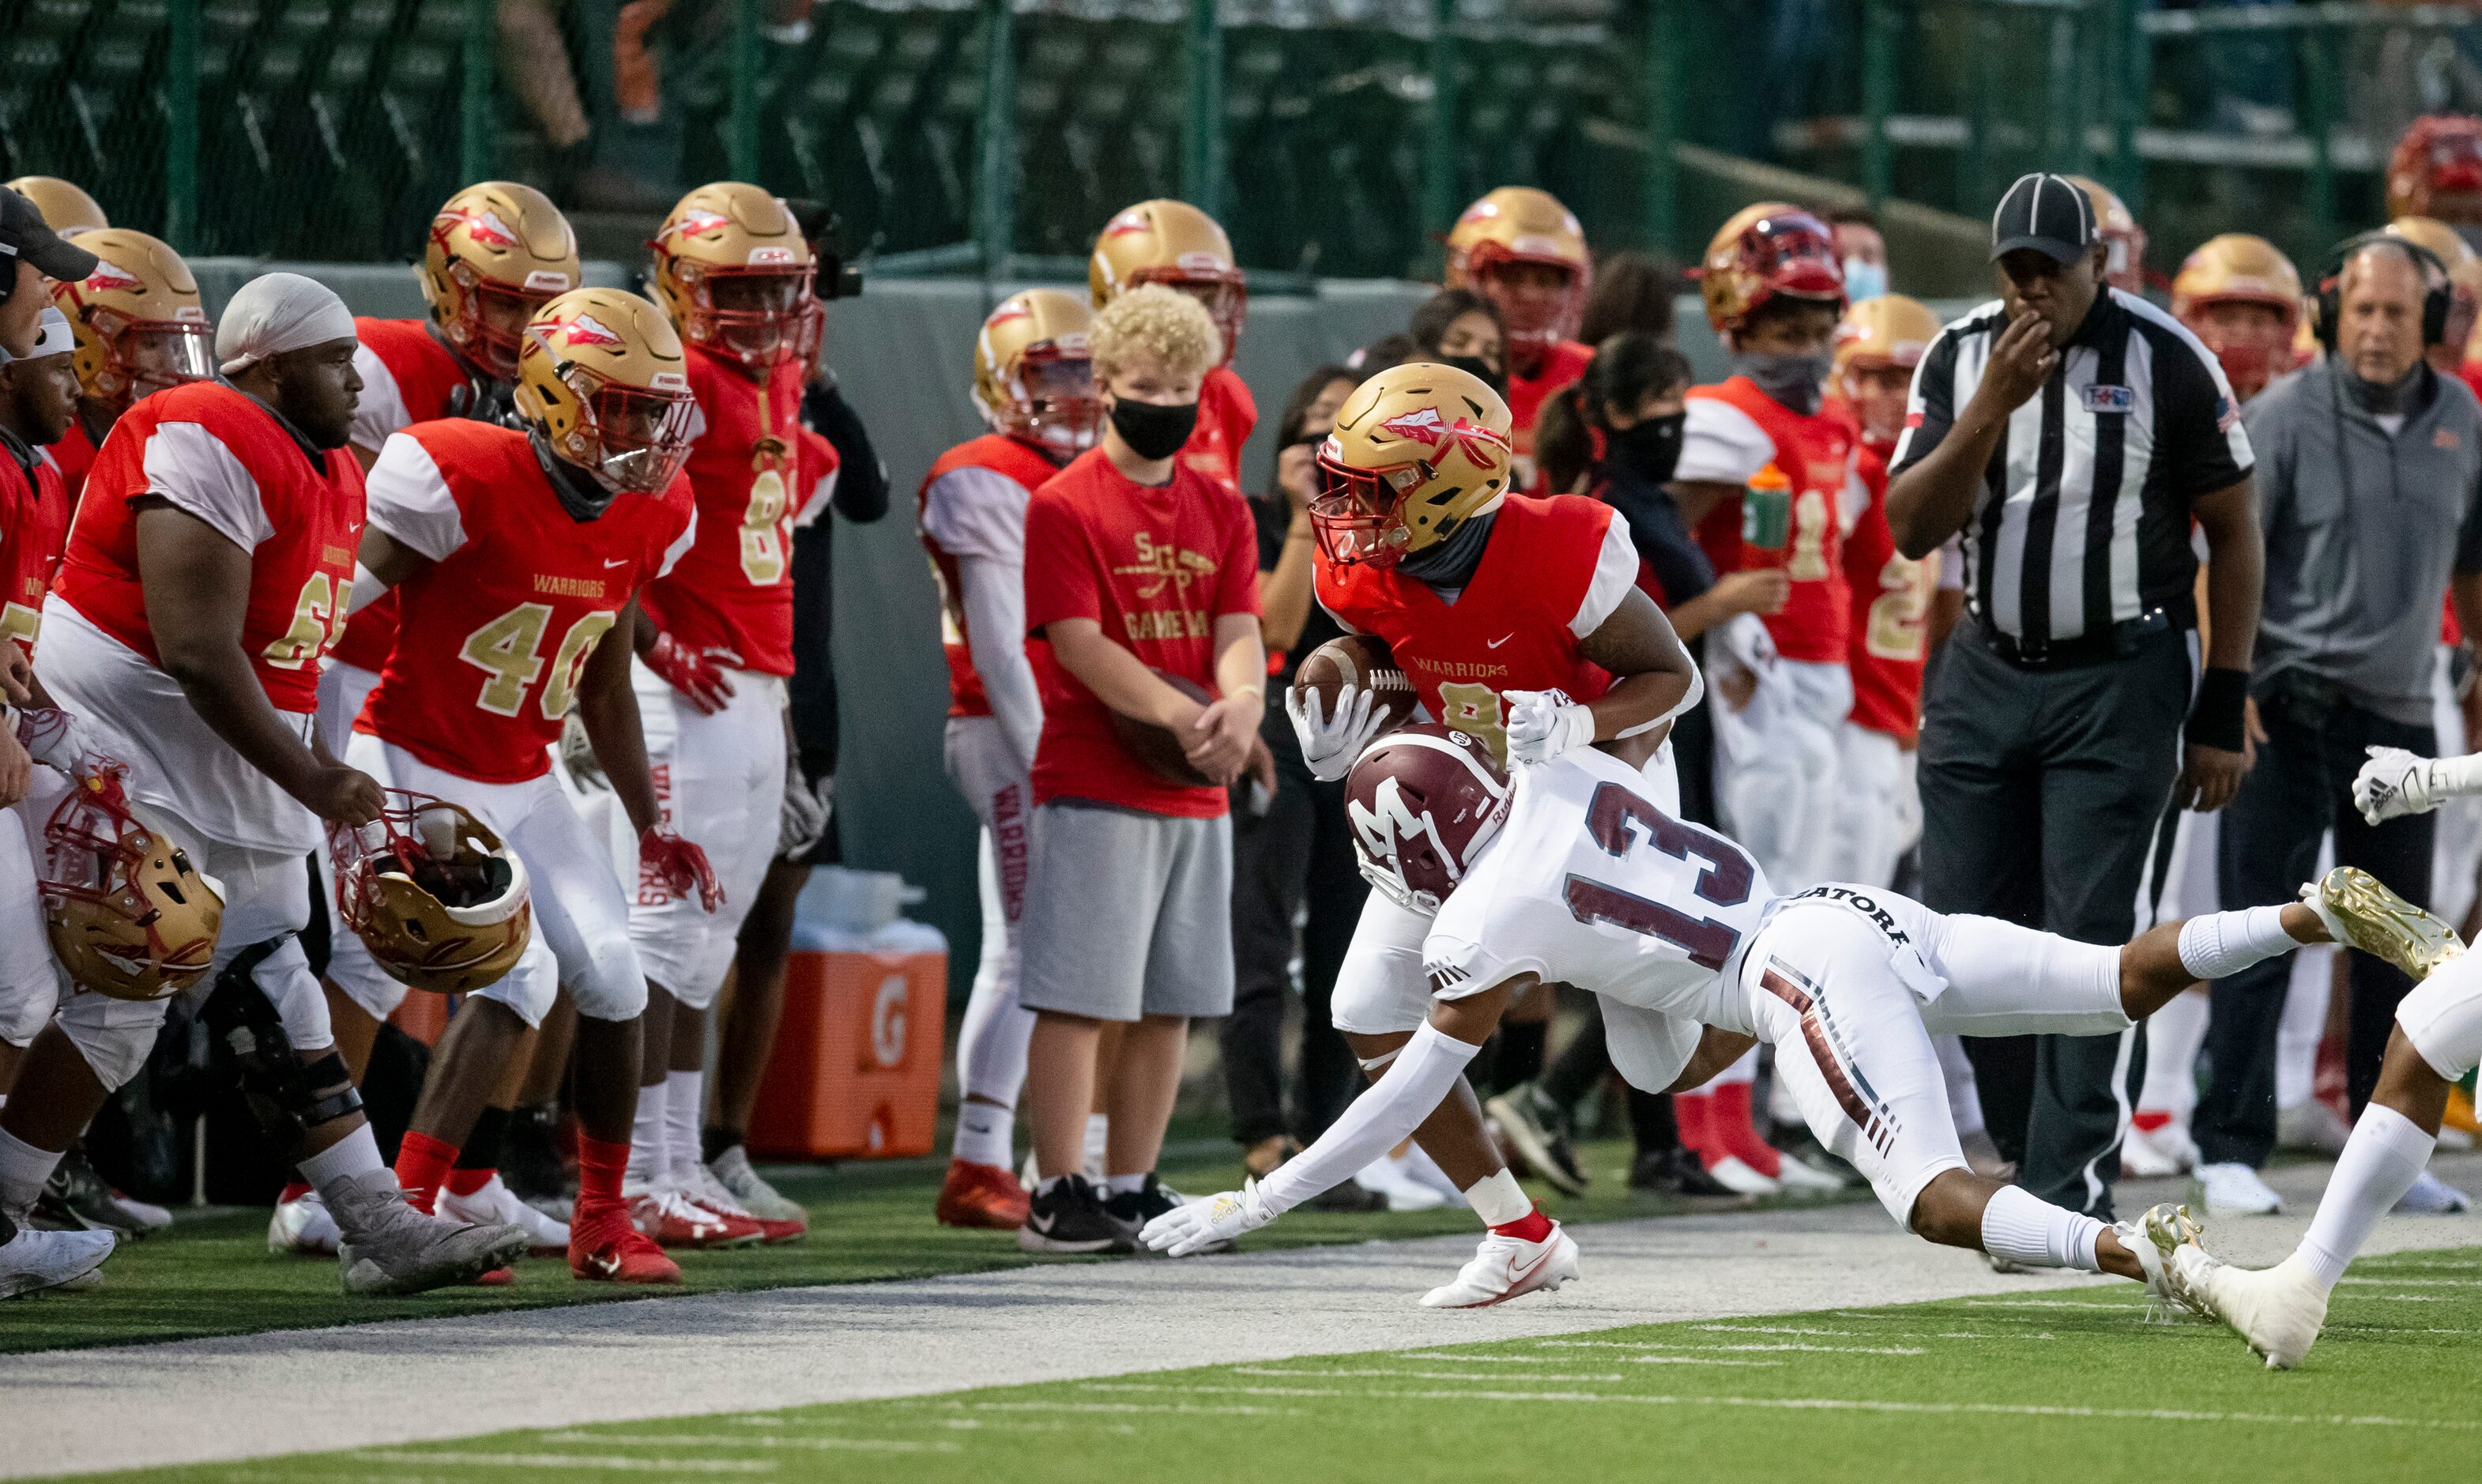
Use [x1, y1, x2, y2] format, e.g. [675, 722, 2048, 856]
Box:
[1562, 782, 1757, 970]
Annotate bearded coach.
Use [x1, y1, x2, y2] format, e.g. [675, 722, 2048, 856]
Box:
[1885, 171, 2263, 1225]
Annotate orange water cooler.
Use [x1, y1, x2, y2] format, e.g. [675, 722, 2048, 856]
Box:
[746, 947, 947, 1160]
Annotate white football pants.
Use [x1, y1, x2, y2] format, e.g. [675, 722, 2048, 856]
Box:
[1825, 722, 1916, 890]
[947, 714, 1034, 1112]
[1713, 658, 1852, 893]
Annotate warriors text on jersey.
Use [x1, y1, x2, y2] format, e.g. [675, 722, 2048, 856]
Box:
[356, 420, 695, 784]
[918, 432, 1060, 717]
[1424, 744, 1773, 1028]
[635, 346, 838, 676]
[52, 380, 365, 713]
[1681, 375, 1861, 664]
[1313, 493, 1637, 761]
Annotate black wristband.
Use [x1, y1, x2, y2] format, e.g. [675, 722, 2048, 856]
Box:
[2186, 667, 2250, 751]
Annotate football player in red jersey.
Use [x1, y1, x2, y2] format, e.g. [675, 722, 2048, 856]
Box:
[1089, 199, 1256, 500]
[334, 288, 719, 1285]
[1294, 360, 1702, 1302]
[2387, 115, 2482, 243]
[3, 273, 533, 1296]
[1445, 186, 1595, 491]
[921, 288, 1100, 1229]
[45, 228, 214, 500]
[617, 183, 838, 1245]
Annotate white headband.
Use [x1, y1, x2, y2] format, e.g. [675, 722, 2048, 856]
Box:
[27, 307, 71, 360]
[215, 271, 355, 375]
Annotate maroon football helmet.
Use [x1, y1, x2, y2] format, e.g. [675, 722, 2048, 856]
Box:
[1344, 724, 1512, 914]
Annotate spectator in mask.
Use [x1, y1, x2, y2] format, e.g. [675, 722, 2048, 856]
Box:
[1408, 289, 1508, 400]
[1822, 205, 1892, 303]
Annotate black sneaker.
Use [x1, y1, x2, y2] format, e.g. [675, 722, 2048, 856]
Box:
[1017, 1173, 1135, 1255]
[502, 1103, 574, 1207]
[1102, 1175, 1232, 1256]
[1485, 1085, 1588, 1196]
[1629, 1147, 1736, 1198]
[32, 1147, 171, 1238]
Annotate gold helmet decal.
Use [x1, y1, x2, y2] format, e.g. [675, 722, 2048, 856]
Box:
[650, 182, 822, 369]
[422, 182, 581, 382]
[514, 288, 697, 496]
[1089, 199, 1246, 363]
[1311, 362, 1513, 567]
[331, 794, 533, 996]
[51, 229, 212, 412]
[40, 769, 223, 1002]
[1445, 186, 1591, 354]
[973, 288, 1100, 454]
[6, 175, 107, 235]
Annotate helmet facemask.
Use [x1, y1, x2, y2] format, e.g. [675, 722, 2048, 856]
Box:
[2187, 298, 2296, 402]
[41, 769, 222, 1001]
[674, 261, 823, 369]
[1346, 770, 1510, 917]
[1472, 252, 1583, 361]
[554, 361, 697, 495]
[1006, 342, 1102, 454]
[448, 262, 567, 382]
[1309, 443, 1424, 567]
[82, 309, 213, 409]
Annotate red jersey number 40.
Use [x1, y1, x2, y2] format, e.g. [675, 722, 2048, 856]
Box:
[461, 603, 618, 720]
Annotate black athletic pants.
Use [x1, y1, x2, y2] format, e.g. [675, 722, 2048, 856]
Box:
[2198, 682, 2435, 1167]
[1918, 620, 2191, 1221]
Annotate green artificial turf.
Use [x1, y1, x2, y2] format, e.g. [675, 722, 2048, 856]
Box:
[0, 1137, 1856, 1355]
[56, 1245, 2482, 1484]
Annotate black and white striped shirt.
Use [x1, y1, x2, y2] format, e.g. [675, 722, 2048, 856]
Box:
[1889, 288, 2253, 644]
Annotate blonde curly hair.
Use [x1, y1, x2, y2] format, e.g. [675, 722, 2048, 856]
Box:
[1089, 282, 1222, 382]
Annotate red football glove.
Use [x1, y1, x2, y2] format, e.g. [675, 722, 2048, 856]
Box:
[639, 826, 723, 912]
[644, 632, 736, 715]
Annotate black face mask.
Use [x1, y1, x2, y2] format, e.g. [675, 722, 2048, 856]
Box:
[1734, 351, 1832, 417]
[2341, 359, 2426, 416]
[1606, 412, 1684, 485]
[1441, 354, 1508, 401]
[531, 428, 618, 522]
[1109, 396, 1200, 462]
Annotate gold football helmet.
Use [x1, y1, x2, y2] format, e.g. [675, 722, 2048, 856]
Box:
[2388, 115, 2482, 224]
[2387, 216, 2482, 359]
[2062, 175, 2147, 292]
[422, 182, 581, 382]
[40, 769, 222, 1002]
[1834, 293, 1940, 446]
[1089, 199, 1245, 363]
[1701, 202, 1845, 336]
[514, 288, 698, 496]
[973, 288, 1099, 454]
[1445, 186, 1591, 356]
[650, 182, 822, 369]
[331, 794, 532, 995]
[2171, 234, 2303, 401]
[1311, 362, 1513, 567]
[6, 176, 107, 235]
[51, 229, 212, 412]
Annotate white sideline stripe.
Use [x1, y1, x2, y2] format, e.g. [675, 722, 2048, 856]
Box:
[1686, 1324, 1857, 1336]
[1956, 1299, 2140, 1311]
[1234, 1367, 1633, 1383]
[955, 1400, 1301, 1417]
[1535, 1339, 1926, 1355]
[1083, 1383, 2482, 1429]
[541, 1430, 957, 1454]
[2337, 1276, 2482, 1286]
[349, 1451, 775, 1473]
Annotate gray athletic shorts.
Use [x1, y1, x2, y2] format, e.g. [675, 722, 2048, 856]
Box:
[1017, 800, 1234, 1022]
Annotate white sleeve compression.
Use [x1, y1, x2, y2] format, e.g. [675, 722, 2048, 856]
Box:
[958, 552, 1043, 770]
[1256, 1021, 1482, 1217]
[2432, 752, 2482, 799]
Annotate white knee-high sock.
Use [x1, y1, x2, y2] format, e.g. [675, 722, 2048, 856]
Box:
[2276, 947, 2335, 1111]
[0, 1126, 64, 1222]
[954, 1100, 1014, 1168]
[2177, 906, 2299, 982]
[628, 1081, 668, 1186]
[2139, 989, 2210, 1118]
[665, 1068, 706, 1185]
[2299, 1103, 2435, 1290]
[1979, 1184, 2104, 1271]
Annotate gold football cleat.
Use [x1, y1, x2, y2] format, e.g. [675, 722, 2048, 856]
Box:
[2306, 867, 2467, 981]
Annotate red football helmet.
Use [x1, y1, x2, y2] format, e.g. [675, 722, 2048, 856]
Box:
[1344, 725, 1512, 915]
[1700, 205, 1846, 337]
[2389, 115, 2482, 225]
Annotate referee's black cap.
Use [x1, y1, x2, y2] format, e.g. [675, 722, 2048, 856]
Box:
[0, 187, 98, 286]
[1990, 172, 2096, 265]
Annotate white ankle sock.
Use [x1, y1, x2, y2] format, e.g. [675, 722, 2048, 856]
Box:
[1463, 1167, 1531, 1227]
[665, 1069, 705, 1185]
[2299, 1102, 2435, 1290]
[296, 1124, 384, 1194]
[1103, 1173, 1145, 1196]
[628, 1081, 668, 1186]
[0, 1126, 64, 1222]
[1979, 1184, 2104, 1271]
[954, 1101, 1014, 1168]
[2178, 906, 2299, 981]
[1083, 1113, 1108, 1174]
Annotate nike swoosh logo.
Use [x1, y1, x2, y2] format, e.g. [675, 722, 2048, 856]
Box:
[1486, 634, 1513, 650]
[589, 1252, 620, 1277]
[603, 559, 630, 569]
[1507, 1245, 1556, 1286]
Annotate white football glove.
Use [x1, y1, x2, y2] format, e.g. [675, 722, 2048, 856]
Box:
[1503, 688, 1595, 765]
[2348, 745, 2482, 825]
[1139, 1179, 1275, 1257]
[778, 758, 831, 860]
[1286, 684, 1386, 782]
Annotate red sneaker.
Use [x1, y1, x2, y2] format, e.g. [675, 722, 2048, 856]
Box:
[472, 1267, 514, 1286]
[570, 1204, 681, 1284]
[630, 1185, 763, 1248]
[936, 1158, 1030, 1230]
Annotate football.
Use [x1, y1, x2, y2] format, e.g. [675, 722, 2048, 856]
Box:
[1109, 671, 1219, 787]
[1290, 633, 1421, 735]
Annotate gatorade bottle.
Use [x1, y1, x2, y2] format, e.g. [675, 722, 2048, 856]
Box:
[1742, 462, 1792, 559]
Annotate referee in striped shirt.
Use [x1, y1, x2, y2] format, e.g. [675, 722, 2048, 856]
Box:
[1886, 172, 2263, 1223]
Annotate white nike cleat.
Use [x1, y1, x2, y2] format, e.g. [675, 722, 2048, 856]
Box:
[2393, 1169, 2473, 1213]
[1419, 1222, 1581, 1309]
[439, 1174, 571, 1255]
[0, 1226, 114, 1298]
[1702, 1155, 1780, 1196]
[2121, 1124, 2185, 1179]
[2303, 867, 2466, 981]
[2190, 1161, 2284, 1218]
[2177, 1248, 2329, 1369]
[2277, 1098, 2353, 1157]
[2111, 1201, 2209, 1322]
[267, 1189, 341, 1256]
[1353, 1154, 1450, 1212]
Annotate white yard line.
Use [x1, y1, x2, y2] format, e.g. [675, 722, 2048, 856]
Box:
[9, 1154, 2479, 1479]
